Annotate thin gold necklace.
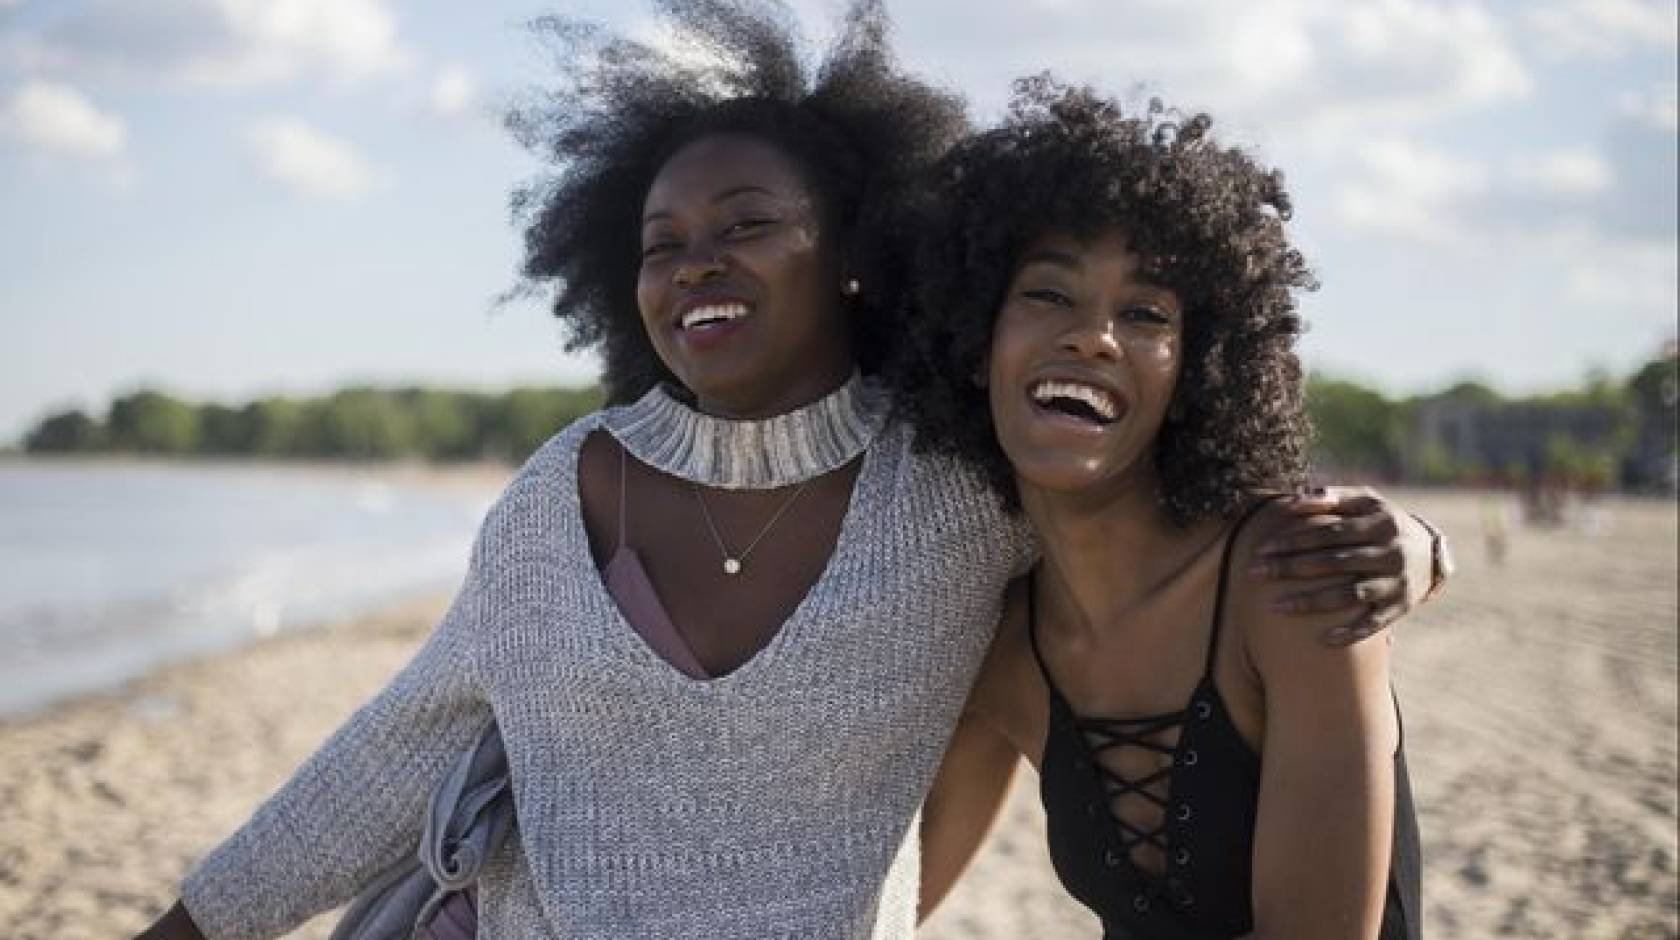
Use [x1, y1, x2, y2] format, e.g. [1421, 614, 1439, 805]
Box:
[689, 480, 812, 576]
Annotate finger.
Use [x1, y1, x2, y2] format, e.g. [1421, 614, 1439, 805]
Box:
[1278, 485, 1381, 515]
[1250, 545, 1404, 580]
[1270, 580, 1367, 615]
[1257, 512, 1400, 557]
[1273, 576, 1405, 615]
[1322, 602, 1405, 646]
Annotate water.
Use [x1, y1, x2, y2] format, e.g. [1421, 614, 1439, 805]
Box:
[0, 461, 499, 717]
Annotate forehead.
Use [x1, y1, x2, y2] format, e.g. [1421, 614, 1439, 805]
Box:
[1020, 228, 1139, 267]
[643, 134, 815, 215]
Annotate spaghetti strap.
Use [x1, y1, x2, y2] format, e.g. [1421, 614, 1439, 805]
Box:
[1025, 576, 1053, 687]
[615, 440, 629, 554]
[1204, 494, 1287, 678]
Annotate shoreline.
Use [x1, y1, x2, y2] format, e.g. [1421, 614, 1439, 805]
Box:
[0, 591, 457, 940]
[0, 453, 517, 492]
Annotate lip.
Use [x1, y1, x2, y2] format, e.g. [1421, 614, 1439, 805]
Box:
[1023, 367, 1131, 432]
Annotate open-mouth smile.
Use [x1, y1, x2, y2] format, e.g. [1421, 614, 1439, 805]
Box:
[1028, 378, 1125, 428]
[678, 302, 751, 332]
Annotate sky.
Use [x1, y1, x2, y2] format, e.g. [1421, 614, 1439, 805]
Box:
[1, 0, 1675, 443]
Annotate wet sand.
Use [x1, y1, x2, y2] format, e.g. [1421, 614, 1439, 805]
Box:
[2, 490, 1675, 938]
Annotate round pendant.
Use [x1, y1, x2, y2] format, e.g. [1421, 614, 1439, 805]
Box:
[723, 558, 743, 576]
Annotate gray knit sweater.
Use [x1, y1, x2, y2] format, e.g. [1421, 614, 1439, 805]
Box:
[181, 408, 1033, 939]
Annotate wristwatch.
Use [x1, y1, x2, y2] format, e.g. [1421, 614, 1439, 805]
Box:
[1410, 512, 1454, 603]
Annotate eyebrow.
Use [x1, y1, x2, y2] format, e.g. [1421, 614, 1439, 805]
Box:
[1016, 249, 1082, 270]
[642, 185, 778, 225]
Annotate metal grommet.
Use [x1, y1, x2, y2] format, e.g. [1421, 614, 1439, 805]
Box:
[1196, 700, 1212, 720]
[1175, 847, 1191, 866]
[1104, 849, 1121, 868]
[1176, 888, 1196, 908]
[1132, 893, 1151, 913]
[1176, 803, 1193, 822]
[1181, 749, 1199, 767]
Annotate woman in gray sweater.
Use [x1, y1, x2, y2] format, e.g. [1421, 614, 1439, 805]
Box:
[137, 3, 1442, 938]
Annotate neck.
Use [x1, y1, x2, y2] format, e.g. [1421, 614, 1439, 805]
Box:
[694, 354, 856, 420]
[1019, 466, 1208, 638]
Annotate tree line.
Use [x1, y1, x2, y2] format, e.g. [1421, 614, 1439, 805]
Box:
[18, 351, 1678, 490]
[22, 386, 603, 464]
[1307, 352, 1677, 490]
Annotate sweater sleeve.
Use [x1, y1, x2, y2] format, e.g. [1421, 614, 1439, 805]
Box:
[179, 526, 494, 940]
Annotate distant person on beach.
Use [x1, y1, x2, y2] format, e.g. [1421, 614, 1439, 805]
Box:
[133, 4, 1445, 938]
[902, 79, 1427, 938]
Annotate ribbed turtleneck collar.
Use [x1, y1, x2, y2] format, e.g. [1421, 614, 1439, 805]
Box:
[603, 373, 888, 490]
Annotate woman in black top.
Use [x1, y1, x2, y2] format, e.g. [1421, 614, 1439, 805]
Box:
[903, 77, 1424, 939]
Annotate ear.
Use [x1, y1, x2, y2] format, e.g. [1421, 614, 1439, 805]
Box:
[972, 355, 990, 389]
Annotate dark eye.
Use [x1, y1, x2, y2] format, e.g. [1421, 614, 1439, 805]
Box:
[1122, 304, 1171, 325]
[723, 217, 775, 238]
[640, 239, 679, 260]
[1021, 287, 1073, 307]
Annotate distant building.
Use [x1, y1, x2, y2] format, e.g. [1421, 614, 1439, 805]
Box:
[1405, 393, 1628, 486]
[1624, 344, 1679, 492]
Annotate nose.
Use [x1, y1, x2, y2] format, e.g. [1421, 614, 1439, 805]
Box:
[673, 248, 726, 289]
[1059, 316, 1123, 362]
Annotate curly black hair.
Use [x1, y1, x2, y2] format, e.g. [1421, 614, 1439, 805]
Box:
[887, 75, 1316, 523]
[505, 0, 967, 405]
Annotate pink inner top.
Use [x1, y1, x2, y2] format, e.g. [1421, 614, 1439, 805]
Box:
[602, 440, 711, 680]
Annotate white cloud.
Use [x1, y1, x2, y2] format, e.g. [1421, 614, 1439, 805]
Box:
[1618, 82, 1680, 132]
[1331, 138, 1488, 241]
[0, 79, 126, 158]
[1509, 149, 1614, 196]
[1524, 0, 1679, 59]
[1553, 229, 1679, 332]
[11, 0, 410, 88]
[429, 64, 475, 118]
[244, 117, 377, 200]
[890, 0, 1531, 139]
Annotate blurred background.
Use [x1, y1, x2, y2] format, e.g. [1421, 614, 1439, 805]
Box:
[0, 1, 1674, 938]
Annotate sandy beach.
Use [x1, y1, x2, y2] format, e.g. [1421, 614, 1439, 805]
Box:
[1, 489, 1674, 938]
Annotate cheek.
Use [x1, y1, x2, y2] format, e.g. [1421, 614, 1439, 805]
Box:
[635, 264, 662, 324]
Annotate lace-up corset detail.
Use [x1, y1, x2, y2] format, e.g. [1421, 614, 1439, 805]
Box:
[1028, 495, 1421, 940]
[1071, 703, 1192, 879]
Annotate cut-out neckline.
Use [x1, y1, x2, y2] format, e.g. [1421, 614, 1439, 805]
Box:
[571, 422, 874, 687]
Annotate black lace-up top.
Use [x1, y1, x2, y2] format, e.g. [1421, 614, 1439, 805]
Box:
[1030, 501, 1421, 939]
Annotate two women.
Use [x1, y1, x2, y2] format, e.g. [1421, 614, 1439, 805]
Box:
[138, 3, 1434, 937]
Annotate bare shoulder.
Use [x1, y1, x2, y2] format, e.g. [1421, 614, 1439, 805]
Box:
[1223, 499, 1373, 671]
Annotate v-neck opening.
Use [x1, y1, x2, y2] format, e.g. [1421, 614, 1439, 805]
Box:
[564, 417, 878, 690]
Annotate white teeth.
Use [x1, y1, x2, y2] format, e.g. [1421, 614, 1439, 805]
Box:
[1030, 380, 1119, 421]
[680, 303, 749, 330]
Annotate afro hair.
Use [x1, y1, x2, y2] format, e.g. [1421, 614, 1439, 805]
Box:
[506, 0, 968, 404]
[887, 75, 1316, 523]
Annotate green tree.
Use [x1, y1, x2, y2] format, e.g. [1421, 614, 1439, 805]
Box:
[406, 388, 483, 459]
[24, 408, 103, 453]
[315, 388, 418, 459]
[106, 390, 199, 454]
[1305, 375, 1402, 476]
[197, 403, 253, 454]
[244, 397, 308, 456]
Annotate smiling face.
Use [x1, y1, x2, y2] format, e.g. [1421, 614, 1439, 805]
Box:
[987, 229, 1185, 502]
[636, 133, 855, 418]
